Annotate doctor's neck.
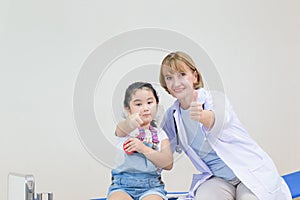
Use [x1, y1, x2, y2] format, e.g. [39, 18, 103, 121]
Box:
[178, 93, 194, 110]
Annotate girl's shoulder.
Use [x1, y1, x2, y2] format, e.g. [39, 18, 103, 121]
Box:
[155, 127, 169, 141]
[129, 128, 140, 137]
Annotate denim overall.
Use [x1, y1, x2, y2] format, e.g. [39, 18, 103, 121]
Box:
[107, 127, 167, 200]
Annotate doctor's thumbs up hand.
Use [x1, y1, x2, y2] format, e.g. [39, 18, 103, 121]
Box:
[190, 90, 215, 129]
[190, 90, 204, 122]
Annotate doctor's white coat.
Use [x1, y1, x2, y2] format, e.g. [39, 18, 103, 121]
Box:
[161, 89, 292, 200]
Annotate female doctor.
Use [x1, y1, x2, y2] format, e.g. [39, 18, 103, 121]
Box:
[159, 51, 291, 200]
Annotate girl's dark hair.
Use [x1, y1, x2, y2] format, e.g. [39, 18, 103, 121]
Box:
[124, 82, 159, 108]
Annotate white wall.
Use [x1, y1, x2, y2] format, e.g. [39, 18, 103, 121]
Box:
[1, 0, 299, 199]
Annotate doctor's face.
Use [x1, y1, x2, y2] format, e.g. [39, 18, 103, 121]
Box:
[162, 61, 198, 100]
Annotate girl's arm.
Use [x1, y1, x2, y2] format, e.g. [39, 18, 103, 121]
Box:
[115, 113, 143, 137]
[124, 138, 173, 170]
[142, 139, 173, 170]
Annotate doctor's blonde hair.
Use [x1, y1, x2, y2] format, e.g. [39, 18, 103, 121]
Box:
[159, 51, 204, 94]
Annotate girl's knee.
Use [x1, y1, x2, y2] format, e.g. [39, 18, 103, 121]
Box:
[141, 194, 163, 200]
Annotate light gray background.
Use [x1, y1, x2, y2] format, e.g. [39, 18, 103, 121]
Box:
[1, 0, 299, 199]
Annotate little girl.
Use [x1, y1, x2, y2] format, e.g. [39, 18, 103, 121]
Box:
[107, 82, 173, 200]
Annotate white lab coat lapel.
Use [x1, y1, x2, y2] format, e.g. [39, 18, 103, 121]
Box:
[173, 108, 212, 172]
[173, 109, 213, 198]
[173, 109, 188, 149]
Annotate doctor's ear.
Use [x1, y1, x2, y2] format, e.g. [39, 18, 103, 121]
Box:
[193, 71, 198, 84]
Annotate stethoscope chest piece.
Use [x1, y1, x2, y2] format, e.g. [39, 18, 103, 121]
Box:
[175, 145, 182, 154]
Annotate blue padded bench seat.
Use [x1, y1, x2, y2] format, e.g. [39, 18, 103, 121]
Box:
[91, 192, 185, 200]
[282, 170, 300, 199]
[92, 170, 300, 199]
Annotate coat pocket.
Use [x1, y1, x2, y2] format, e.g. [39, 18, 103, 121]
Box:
[249, 160, 281, 193]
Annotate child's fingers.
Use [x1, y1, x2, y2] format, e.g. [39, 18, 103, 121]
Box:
[124, 138, 140, 150]
[123, 139, 131, 149]
[135, 113, 144, 125]
[123, 139, 135, 154]
[139, 108, 144, 116]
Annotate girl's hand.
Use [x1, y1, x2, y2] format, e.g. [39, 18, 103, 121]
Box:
[123, 138, 146, 154]
[126, 113, 144, 130]
[115, 111, 144, 137]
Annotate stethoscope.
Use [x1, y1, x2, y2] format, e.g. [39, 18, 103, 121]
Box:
[172, 103, 205, 154]
[173, 111, 183, 154]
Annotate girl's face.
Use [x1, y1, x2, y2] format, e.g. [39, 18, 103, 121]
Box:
[162, 61, 198, 100]
[126, 88, 158, 127]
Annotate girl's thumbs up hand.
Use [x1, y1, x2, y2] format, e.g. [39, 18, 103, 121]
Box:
[127, 112, 144, 130]
[190, 90, 204, 122]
